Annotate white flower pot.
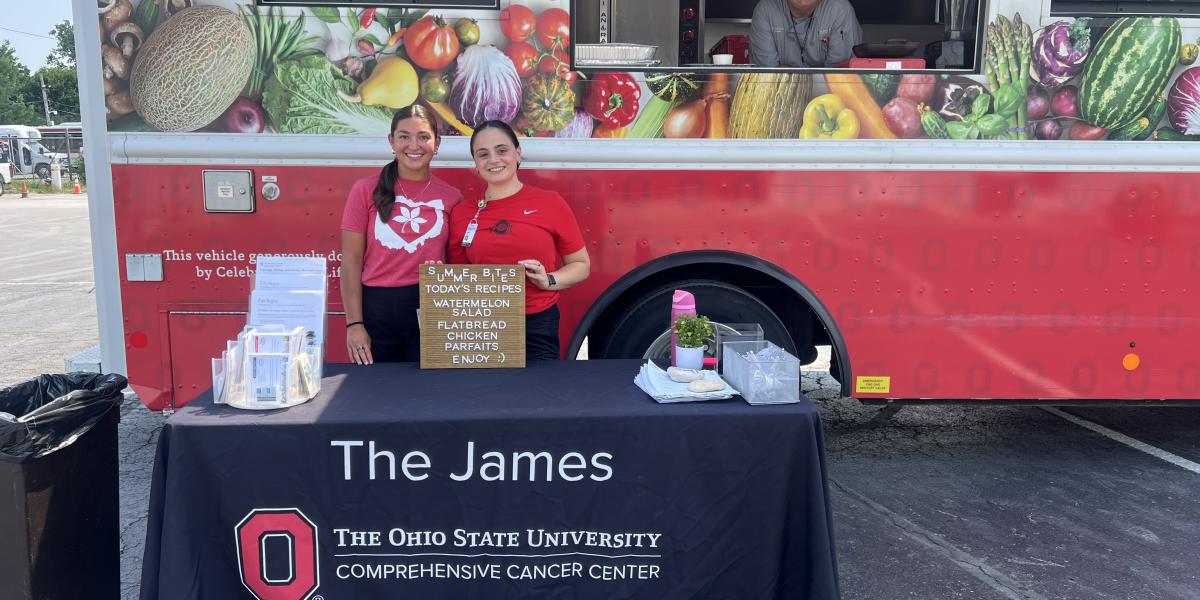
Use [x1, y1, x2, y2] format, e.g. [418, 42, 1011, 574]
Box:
[674, 345, 704, 370]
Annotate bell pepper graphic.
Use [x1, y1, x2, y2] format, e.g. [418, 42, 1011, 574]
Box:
[585, 72, 642, 129]
[800, 94, 860, 139]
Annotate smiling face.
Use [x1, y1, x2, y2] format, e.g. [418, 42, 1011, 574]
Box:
[787, 0, 820, 17]
[388, 117, 438, 178]
[471, 127, 522, 187]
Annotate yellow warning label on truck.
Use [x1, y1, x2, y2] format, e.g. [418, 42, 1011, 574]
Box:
[855, 376, 891, 394]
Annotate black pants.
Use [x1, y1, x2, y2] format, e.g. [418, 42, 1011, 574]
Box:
[526, 305, 561, 361]
[361, 285, 420, 362]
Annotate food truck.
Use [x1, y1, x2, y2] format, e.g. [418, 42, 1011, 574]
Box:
[73, 0, 1200, 410]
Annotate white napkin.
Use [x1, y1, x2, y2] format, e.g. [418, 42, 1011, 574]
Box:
[634, 361, 738, 403]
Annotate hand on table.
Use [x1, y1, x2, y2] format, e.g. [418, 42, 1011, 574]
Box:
[347, 325, 373, 365]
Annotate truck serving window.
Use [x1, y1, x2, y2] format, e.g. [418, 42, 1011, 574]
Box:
[572, 0, 986, 73]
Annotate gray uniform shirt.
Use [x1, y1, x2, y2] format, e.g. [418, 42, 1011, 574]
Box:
[750, 0, 862, 68]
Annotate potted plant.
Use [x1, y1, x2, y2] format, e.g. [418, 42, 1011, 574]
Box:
[673, 315, 712, 370]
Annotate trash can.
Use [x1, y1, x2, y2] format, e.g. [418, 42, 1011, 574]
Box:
[0, 372, 126, 600]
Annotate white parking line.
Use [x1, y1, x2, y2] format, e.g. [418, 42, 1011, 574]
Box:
[0, 248, 64, 263]
[0, 281, 93, 286]
[833, 479, 1051, 600]
[1042, 407, 1200, 475]
[10, 266, 96, 282]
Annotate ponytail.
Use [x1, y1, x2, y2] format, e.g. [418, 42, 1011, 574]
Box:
[373, 159, 400, 221]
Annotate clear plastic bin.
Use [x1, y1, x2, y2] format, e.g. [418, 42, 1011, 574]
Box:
[721, 340, 801, 405]
[715, 323, 763, 374]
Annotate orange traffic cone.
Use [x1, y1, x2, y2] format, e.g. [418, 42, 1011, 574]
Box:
[72, 178, 81, 194]
[20, 181, 28, 198]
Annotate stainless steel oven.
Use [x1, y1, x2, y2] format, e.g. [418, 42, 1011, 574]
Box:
[574, 0, 702, 68]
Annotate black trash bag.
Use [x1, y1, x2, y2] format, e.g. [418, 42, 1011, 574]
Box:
[0, 372, 127, 461]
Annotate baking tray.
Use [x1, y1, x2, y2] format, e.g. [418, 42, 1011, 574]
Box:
[575, 43, 658, 62]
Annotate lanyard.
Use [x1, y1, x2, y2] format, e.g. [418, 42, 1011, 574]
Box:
[460, 198, 488, 247]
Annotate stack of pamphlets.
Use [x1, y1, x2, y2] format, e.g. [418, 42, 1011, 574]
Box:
[212, 256, 327, 410]
[633, 361, 738, 403]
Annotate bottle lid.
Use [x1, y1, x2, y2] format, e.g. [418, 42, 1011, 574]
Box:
[671, 290, 695, 311]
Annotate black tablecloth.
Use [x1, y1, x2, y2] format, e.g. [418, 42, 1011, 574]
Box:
[140, 360, 839, 600]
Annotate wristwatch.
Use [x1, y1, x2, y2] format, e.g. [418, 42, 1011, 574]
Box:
[546, 273, 557, 288]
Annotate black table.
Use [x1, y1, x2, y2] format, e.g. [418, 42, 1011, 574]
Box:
[140, 360, 839, 600]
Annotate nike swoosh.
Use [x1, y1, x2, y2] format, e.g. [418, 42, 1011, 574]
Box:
[523, 209, 538, 215]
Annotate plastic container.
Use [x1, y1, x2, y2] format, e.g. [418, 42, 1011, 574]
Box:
[722, 341, 801, 405]
[709, 35, 751, 65]
[670, 290, 696, 366]
[715, 323, 764, 374]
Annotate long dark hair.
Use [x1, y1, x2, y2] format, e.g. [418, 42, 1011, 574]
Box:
[469, 120, 521, 156]
[374, 104, 441, 221]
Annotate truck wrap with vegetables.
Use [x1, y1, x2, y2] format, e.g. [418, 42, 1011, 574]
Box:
[74, 0, 1200, 410]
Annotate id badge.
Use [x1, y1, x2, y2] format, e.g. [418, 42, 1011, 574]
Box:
[461, 221, 478, 247]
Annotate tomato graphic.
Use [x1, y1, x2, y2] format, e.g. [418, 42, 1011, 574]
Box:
[504, 41, 540, 79]
[454, 18, 480, 46]
[537, 49, 568, 74]
[404, 16, 461, 71]
[500, 4, 536, 43]
[536, 49, 577, 83]
[536, 8, 571, 50]
[420, 70, 451, 103]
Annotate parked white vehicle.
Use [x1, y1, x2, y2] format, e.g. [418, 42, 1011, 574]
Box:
[0, 125, 67, 179]
[0, 140, 12, 196]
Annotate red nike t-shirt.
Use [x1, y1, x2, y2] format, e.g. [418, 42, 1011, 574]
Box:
[447, 185, 585, 314]
[341, 175, 464, 287]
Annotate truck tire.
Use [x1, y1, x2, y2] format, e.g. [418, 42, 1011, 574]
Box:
[35, 164, 50, 180]
[601, 279, 795, 359]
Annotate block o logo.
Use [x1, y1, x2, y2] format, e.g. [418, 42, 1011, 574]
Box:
[235, 509, 320, 600]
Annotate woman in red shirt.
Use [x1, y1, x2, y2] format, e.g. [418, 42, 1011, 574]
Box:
[341, 105, 464, 364]
[448, 121, 591, 360]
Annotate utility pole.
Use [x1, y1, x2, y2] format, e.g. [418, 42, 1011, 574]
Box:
[39, 74, 53, 126]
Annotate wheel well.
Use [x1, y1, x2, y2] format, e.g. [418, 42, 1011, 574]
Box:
[569, 250, 851, 396]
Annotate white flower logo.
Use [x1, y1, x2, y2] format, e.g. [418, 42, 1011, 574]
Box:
[375, 197, 445, 254]
[395, 206, 427, 234]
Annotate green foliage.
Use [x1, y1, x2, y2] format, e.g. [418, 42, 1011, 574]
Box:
[73, 154, 86, 185]
[24, 67, 80, 123]
[242, 6, 321, 99]
[46, 21, 75, 69]
[10, 177, 87, 194]
[674, 315, 713, 349]
[0, 42, 41, 125]
[0, 31, 79, 126]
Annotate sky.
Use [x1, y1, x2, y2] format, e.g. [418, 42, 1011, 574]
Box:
[0, 2, 75, 70]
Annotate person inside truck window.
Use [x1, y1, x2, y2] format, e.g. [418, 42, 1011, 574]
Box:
[750, 0, 862, 68]
[448, 121, 591, 361]
[340, 104, 464, 365]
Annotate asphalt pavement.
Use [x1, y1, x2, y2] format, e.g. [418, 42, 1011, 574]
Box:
[4, 195, 1200, 599]
[0, 193, 166, 600]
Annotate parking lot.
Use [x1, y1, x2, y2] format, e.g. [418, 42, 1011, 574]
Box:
[3, 195, 1200, 599]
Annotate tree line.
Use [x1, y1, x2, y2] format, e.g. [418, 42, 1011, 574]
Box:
[0, 21, 80, 126]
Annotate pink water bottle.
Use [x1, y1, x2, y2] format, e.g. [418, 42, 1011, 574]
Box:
[670, 290, 696, 365]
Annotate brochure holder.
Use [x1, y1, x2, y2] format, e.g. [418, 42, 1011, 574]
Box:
[212, 257, 327, 410]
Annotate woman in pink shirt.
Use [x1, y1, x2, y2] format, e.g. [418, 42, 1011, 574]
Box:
[340, 105, 463, 364]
